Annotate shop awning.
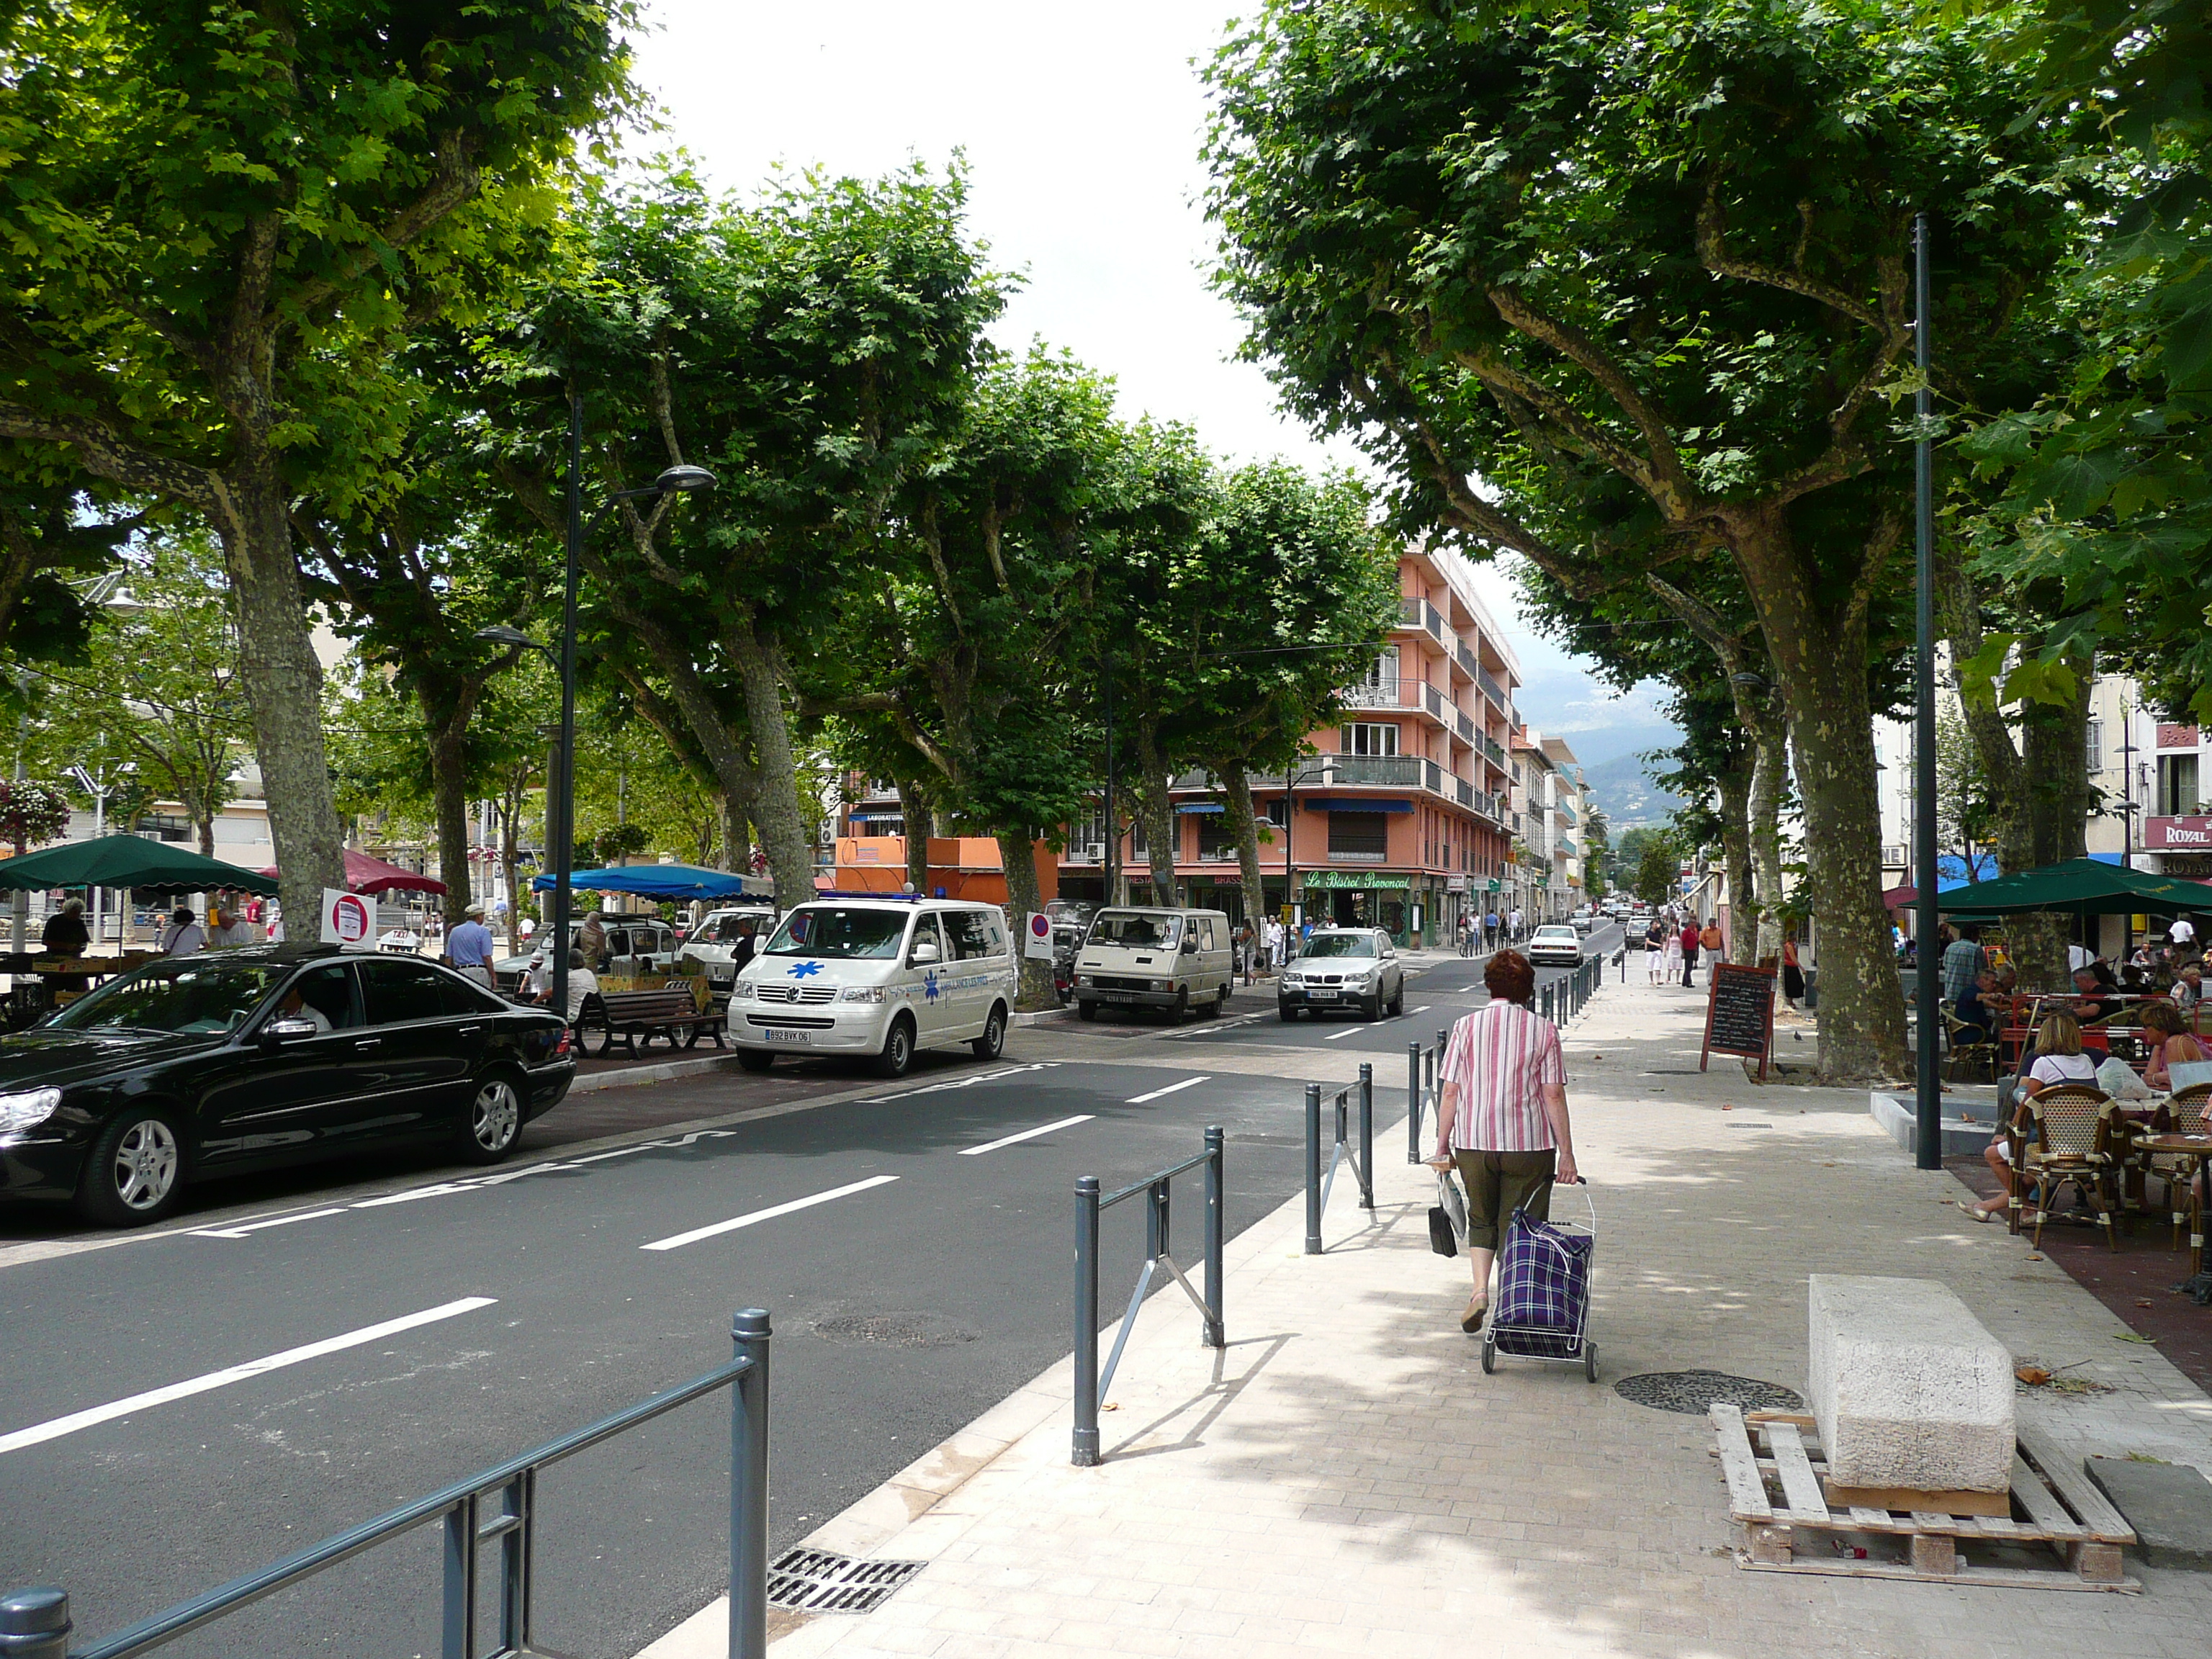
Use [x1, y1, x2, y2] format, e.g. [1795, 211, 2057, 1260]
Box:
[1175, 802, 1226, 814]
[0, 834, 279, 896]
[1295, 797, 1415, 814]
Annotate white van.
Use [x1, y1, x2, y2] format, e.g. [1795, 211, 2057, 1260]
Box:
[1071, 907, 1236, 1022]
[727, 897, 1017, 1079]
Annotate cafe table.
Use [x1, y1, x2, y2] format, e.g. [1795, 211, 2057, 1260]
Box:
[2135, 1131, 2212, 1275]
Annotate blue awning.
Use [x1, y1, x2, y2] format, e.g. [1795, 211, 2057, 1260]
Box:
[1297, 797, 1415, 814]
[531, 864, 771, 900]
[1175, 802, 1226, 814]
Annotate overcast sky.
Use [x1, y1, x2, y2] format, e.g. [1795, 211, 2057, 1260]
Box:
[625, 0, 1677, 767]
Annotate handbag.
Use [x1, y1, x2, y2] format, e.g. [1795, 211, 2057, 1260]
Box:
[1428, 1167, 1467, 1257]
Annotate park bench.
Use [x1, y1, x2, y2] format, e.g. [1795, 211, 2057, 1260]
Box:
[575, 987, 724, 1058]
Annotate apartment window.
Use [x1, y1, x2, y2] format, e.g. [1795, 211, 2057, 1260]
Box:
[1363, 647, 1398, 692]
[2085, 719, 2103, 775]
[1067, 813, 1107, 863]
[1339, 723, 1399, 757]
[2159, 753, 2201, 817]
[1328, 811, 1390, 861]
[1265, 799, 1287, 828]
[1196, 815, 1238, 860]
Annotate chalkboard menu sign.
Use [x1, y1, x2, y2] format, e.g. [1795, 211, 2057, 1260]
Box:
[1701, 962, 1777, 1079]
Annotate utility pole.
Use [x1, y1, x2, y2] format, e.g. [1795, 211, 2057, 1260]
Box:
[1912, 212, 1942, 1172]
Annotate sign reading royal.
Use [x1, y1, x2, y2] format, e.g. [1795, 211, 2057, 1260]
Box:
[2146, 816, 2212, 850]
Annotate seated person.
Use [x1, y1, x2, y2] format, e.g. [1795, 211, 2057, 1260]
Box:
[274, 984, 333, 1033]
[1969, 1012, 2100, 1220]
[2070, 965, 2121, 1025]
[1954, 971, 2000, 1043]
[2141, 1000, 2208, 1093]
[535, 949, 598, 1025]
[2175, 963, 2203, 1012]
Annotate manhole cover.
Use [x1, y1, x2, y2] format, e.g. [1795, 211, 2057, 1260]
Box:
[1614, 1370, 1804, 1415]
[811, 1312, 977, 1348]
[768, 1547, 925, 1614]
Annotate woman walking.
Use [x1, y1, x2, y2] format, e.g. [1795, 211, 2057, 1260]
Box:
[1663, 914, 1684, 984]
[1781, 936, 1805, 1010]
[1428, 949, 1580, 1332]
[1644, 916, 1666, 984]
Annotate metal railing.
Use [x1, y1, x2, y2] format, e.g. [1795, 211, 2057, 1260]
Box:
[1537, 957, 1604, 1026]
[2, 1311, 774, 1659]
[1072, 1130, 1226, 1467]
[1407, 1028, 1451, 1163]
[1302, 1065, 1375, 1253]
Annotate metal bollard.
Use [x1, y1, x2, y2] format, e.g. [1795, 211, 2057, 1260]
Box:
[730, 1309, 772, 1659]
[1407, 1040, 1423, 1163]
[1357, 1061, 1375, 1209]
[1073, 1176, 1102, 1465]
[1203, 1125, 1226, 1347]
[0, 1589, 70, 1659]
[1304, 1082, 1323, 1254]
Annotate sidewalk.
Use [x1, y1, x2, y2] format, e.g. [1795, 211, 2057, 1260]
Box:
[646, 978, 2212, 1659]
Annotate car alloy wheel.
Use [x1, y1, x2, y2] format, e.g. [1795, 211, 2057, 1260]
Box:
[469, 1079, 522, 1156]
[112, 1117, 180, 1213]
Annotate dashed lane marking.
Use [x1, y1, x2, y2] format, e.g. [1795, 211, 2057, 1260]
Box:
[958, 1115, 1097, 1156]
[642, 1175, 901, 1252]
[1126, 1075, 1210, 1105]
[189, 1207, 346, 1241]
[0, 1297, 498, 1456]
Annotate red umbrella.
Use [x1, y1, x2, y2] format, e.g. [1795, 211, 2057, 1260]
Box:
[259, 848, 446, 896]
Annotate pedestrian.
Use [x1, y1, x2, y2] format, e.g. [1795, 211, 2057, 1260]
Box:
[1427, 948, 1580, 1334]
[1940, 922, 1987, 1007]
[1680, 916, 1701, 987]
[446, 902, 496, 988]
[1644, 916, 1666, 984]
[732, 917, 758, 974]
[1781, 935, 1805, 1010]
[1457, 912, 1474, 958]
[40, 896, 89, 956]
[159, 907, 204, 956]
[1485, 907, 1500, 948]
[1699, 916, 1723, 968]
[266, 902, 284, 944]
[1508, 905, 1523, 943]
[517, 948, 549, 1001]
[2169, 913, 2197, 952]
[1663, 916, 1683, 984]
[579, 907, 608, 971]
[205, 901, 258, 949]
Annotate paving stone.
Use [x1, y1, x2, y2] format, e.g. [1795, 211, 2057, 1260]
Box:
[2086, 1455, 2212, 1570]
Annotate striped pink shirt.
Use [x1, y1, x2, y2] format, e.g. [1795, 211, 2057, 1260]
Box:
[1439, 1002, 1565, 1152]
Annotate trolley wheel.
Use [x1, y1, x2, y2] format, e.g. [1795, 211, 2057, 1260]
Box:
[1479, 1331, 1496, 1374]
[1583, 1341, 1599, 1383]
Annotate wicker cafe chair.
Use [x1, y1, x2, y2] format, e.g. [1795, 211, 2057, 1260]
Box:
[2015, 1084, 2122, 1251]
[2150, 1083, 2211, 1252]
[1942, 1008, 1997, 1083]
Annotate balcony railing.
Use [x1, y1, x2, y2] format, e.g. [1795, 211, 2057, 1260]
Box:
[1555, 801, 1578, 826]
[1482, 735, 1506, 765]
[1341, 681, 1403, 709]
[1423, 682, 1447, 722]
[1477, 665, 1506, 709]
[1455, 775, 1474, 808]
[1455, 641, 1478, 680]
[1455, 707, 1475, 742]
[1558, 838, 1578, 858]
[1398, 595, 1422, 629]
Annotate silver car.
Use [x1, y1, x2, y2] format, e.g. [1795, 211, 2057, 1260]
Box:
[1279, 928, 1405, 1021]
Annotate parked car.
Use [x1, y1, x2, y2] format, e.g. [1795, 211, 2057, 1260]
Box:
[727, 897, 1017, 1078]
[1279, 928, 1404, 1021]
[1071, 907, 1235, 1023]
[493, 916, 681, 992]
[0, 944, 575, 1227]
[1526, 924, 1584, 966]
[675, 905, 778, 992]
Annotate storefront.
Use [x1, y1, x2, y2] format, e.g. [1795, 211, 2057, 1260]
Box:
[1298, 869, 1416, 944]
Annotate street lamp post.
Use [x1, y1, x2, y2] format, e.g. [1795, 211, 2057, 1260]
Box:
[482, 395, 715, 1023]
[1912, 212, 1941, 1172]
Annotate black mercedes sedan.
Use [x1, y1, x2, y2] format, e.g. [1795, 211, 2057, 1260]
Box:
[0, 943, 575, 1227]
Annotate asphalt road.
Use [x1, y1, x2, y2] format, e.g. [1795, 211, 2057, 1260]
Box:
[0, 922, 1628, 1659]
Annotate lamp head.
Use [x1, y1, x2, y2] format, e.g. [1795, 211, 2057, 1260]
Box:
[474, 624, 541, 651]
[655, 464, 719, 495]
[1730, 671, 1769, 691]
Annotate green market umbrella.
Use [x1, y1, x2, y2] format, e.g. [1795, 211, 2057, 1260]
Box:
[0, 835, 280, 896]
[1933, 858, 2212, 917]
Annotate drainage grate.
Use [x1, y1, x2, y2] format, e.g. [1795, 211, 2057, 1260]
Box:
[1614, 1370, 1805, 1415]
[767, 1548, 926, 1614]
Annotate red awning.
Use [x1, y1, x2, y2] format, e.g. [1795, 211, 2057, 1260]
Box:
[1882, 883, 1920, 909]
[260, 848, 446, 896]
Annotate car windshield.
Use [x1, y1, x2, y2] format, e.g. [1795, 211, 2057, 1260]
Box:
[704, 914, 757, 943]
[1299, 935, 1377, 958]
[1534, 927, 1575, 938]
[764, 906, 909, 960]
[49, 958, 289, 1035]
[1087, 912, 1181, 950]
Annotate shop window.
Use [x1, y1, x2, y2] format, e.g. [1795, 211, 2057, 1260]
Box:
[1328, 811, 1389, 861]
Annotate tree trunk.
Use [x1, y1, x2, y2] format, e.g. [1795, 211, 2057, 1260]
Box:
[1221, 764, 1266, 932]
[995, 827, 1056, 1011]
[1745, 697, 1789, 965]
[727, 616, 817, 916]
[426, 719, 473, 926]
[1715, 760, 1753, 966]
[499, 778, 526, 956]
[1735, 514, 1907, 1082]
[899, 778, 931, 893]
[218, 465, 346, 930]
[1133, 719, 1178, 907]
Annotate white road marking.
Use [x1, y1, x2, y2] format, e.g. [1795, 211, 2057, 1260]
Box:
[1322, 1025, 1367, 1041]
[1410, 1006, 1431, 1015]
[1126, 1075, 1209, 1105]
[958, 1115, 1096, 1156]
[189, 1208, 346, 1241]
[642, 1175, 900, 1251]
[0, 1297, 498, 1456]
[862, 1062, 1061, 1105]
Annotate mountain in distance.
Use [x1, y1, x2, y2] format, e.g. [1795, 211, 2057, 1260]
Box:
[1578, 749, 1684, 828]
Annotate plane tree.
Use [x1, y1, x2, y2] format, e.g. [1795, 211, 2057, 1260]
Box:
[1204, 0, 2084, 1079]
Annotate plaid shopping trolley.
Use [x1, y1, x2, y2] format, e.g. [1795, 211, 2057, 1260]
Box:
[1481, 1179, 1599, 1382]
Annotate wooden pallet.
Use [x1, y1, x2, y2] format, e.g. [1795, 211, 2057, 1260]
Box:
[1709, 1404, 2139, 1591]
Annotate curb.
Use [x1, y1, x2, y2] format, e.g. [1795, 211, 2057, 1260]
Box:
[570, 1052, 744, 1092]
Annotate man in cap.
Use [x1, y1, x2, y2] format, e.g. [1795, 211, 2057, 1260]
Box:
[517, 946, 549, 1000]
[446, 902, 496, 988]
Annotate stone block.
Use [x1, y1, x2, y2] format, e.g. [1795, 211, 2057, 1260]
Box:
[1807, 1274, 2014, 1495]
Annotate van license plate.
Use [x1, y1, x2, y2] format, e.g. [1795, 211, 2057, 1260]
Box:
[764, 1029, 811, 1044]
